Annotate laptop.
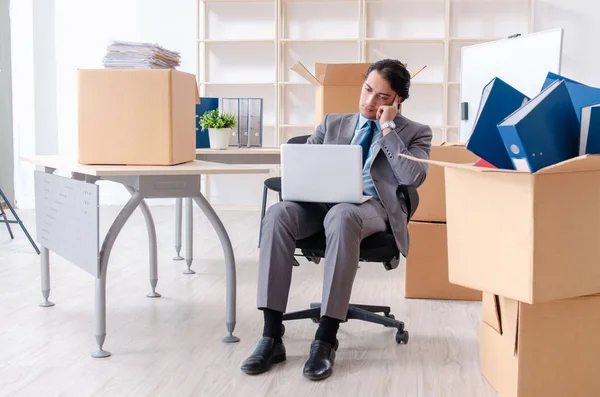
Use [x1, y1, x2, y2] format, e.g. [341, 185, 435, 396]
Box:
[280, 144, 372, 204]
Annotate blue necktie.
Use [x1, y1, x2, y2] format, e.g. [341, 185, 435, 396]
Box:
[359, 120, 375, 167]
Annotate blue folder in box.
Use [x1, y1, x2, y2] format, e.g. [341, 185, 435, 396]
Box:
[580, 104, 600, 155]
[497, 79, 579, 173]
[542, 72, 600, 123]
[195, 97, 219, 148]
[466, 77, 529, 170]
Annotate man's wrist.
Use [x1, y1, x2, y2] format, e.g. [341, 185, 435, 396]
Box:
[382, 127, 393, 135]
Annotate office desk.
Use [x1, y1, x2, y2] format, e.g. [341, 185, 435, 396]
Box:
[23, 155, 271, 358]
[171, 147, 283, 260]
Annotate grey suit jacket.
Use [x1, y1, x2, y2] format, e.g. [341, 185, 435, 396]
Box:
[306, 112, 433, 257]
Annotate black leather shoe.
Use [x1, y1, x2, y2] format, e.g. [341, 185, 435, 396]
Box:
[302, 339, 339, 381]
[240, 337, 286, 375]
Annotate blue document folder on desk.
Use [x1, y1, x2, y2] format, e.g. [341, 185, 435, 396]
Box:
[542, 72, 600, 123]
[466, 78, 529, 170]
[497, 79, 579, 172]
[196, 98, 219, 148]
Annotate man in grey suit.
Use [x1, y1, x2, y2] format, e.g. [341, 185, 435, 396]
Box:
[241, 59, 433, 380]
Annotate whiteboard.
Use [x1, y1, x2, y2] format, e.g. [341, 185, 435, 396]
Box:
[459, 29, 564, 142]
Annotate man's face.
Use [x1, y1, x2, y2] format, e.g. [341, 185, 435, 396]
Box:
[359, 70, 399, 120]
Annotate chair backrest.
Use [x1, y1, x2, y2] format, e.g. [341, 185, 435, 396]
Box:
[397, 185, 419, 221]
[287, 135, 310, 144]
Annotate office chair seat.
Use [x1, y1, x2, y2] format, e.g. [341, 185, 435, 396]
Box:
[296, 231, 399, 263]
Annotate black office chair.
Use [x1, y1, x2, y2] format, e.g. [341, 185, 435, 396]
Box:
[257, 140, 419, 344]
[280, 184, 418, 345]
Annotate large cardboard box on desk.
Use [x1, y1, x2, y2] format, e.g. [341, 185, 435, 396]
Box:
[412, 143, 479, 222]
[291, 62, 427, 125]
[480, 292, 600, 397]
[78, 69, 198, 165]
[400, 153, 600, 304]
[405, 221, 481, 301]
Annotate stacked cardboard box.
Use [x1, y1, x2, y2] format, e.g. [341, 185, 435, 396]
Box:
[401, 152, 600, 396]
[404, 143, 481, 301]
[78, 69, 199, 166]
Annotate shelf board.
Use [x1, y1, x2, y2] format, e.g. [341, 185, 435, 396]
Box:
[449, 37, 503, 43]
[280, 81, 311, 85]
[365, 38, 445, 44]
[447, 125, 459, 129]
[199, 39, 276, 43]
[281, 38, 360, 43]
[411, 82, 444, 86]
[202, 0, 275, 3]
[201, 82, 277, 86]
[448, 81, 460, 86]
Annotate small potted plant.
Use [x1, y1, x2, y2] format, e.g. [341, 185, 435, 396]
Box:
[199, 109, 237, 150]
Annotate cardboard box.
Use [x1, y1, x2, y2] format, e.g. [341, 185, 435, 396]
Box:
[480, 292, 600, 397]
[405, 221, 481, 301]
[400, 153, 600, 304]
[78, 69, 198, 166]
[412, 143, 479, 222]
[291, 62, 427, 125]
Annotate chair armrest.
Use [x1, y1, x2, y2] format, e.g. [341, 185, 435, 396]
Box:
[396, 185, 419, 221]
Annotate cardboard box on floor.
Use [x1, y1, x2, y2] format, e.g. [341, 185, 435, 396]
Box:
[405, 221, 481, 301]
[399, 152, 600, 305]
[480, 292, 600, 397]
[78, 69, 199, 166]
[291, 62, 427, 125]
[412, 143, 479, 222]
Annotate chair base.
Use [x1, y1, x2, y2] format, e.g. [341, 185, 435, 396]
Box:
[282, 303, 409, 344]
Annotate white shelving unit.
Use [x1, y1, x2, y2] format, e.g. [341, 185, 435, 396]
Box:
[197, 0, 535, 145]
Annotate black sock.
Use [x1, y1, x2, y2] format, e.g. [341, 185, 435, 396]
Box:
[315, 316, 340, 346]
[261, 308, 283, 343]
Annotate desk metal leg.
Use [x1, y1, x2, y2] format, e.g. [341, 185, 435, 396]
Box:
[93, 191, 143, 358]
[125, 186, 160, 298]
[173, 198, 184, 261]
[183, 198, 195, 274]
[192, 195, 239, 343]
[39, 246, 55, 307]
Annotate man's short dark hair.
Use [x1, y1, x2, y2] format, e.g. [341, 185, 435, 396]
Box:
[366, 59, 411, 103]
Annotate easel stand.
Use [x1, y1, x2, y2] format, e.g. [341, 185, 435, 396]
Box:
[0, 187, 40, 254]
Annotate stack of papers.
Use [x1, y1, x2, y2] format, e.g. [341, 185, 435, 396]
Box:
[102, 41, 181, 69]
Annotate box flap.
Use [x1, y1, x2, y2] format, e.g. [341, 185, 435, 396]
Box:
[291, 62, 321, 86]
[498, 297, 520, 356]
[535, 154, 600, 175]
[316, 63, 371, 86]
[409, 65, 427, 79]
[482, 293, 502, 334]
[398, 153, 516, 173]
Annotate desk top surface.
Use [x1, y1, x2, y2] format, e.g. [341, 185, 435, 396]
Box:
[22, 155, 272, 177]
[196, 147, 281, 155]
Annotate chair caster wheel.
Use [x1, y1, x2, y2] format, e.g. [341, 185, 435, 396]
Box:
[396, 330, 409, 345]
[311, 317, 320, 324]
[281, 324, 285, 337]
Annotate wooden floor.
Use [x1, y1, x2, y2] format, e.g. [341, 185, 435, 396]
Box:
[0, 205, 496, 397]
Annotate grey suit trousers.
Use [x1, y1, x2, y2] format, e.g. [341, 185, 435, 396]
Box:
[257, 199, 388, 321]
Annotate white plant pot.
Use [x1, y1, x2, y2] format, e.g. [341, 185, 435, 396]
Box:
[208, 128, 231, 150]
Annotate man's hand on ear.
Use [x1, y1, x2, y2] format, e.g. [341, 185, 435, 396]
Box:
[377, 95, 401, 136]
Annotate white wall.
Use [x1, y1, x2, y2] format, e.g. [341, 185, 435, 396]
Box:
[534, 0, 600, 86]
[11, 0, 197, 208]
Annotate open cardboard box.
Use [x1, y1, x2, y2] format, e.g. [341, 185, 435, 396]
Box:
[412, 142, 479, 222]
[291, 62, 427, 125]
[399, 152, 600, 304]
[480, 292, 600, 397]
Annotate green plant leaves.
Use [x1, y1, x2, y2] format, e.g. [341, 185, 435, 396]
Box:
[199, 109, 237, 129]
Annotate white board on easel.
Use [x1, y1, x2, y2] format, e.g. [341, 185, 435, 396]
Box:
[459, 28, 564, 142]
